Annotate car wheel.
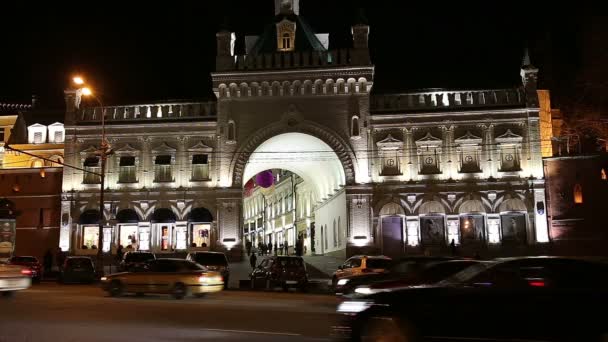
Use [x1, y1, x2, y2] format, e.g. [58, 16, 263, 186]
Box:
[360, 316, 416, 342]
[1, 291, 14, 298]
[172, 283, 187, 300]
[108, 280, 124, 297]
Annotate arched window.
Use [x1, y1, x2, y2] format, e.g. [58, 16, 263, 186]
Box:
[574, 183, 583, 204]
[601, 168, 607, 180]
[227, 120, 236, 142]
[351, 116, 360, 138]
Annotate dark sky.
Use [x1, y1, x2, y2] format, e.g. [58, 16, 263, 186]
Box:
[0, 1, 601, 110]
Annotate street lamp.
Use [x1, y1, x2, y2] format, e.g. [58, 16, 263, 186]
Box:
[73, 76, 111, 276]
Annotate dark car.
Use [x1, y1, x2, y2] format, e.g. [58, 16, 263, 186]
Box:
[119, 251, 156, 272]
[59, 256, 96, 284]
[8, 256, 43, 283]
[334, 257, 608, 341]
[250, 256, 307, 291]
[186, 252, 230, 289]
[334, 256, 454, 295]
[351, 259, 484, 295]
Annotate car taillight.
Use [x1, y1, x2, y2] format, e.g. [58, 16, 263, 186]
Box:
[528, 280, 545, 287]
[21, 269, 32, 275]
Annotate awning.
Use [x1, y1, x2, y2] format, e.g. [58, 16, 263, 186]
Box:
[152, 208, 176, 223]
[188, 207, 213, 222]
[79, 209, 101, 225]
[116, 209, 140, 223]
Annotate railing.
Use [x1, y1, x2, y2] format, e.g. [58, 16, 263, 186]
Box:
[78, 101, 217, 123]
[228, 48, 356, 71]
[371, 88, 525, 113]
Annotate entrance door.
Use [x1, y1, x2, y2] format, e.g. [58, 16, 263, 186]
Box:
[381, 216, 404, 257]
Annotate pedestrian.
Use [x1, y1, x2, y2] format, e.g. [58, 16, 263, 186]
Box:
[284, 243, 288, 256]
[450, 239, 457, 256]
[250, 252, 257, 269]
[268, 241, 273, 256]
[274, 243, 278, 256]
[43, 249, 53, 276]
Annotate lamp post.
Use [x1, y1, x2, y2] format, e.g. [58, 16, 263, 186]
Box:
[73, 77, 111, 276]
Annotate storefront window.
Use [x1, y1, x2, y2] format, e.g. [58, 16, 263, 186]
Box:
[419, 216, 445, 245]
[102, 228, 112, 252]
[82, 226, 98, 249]
[191, 223, 210, 248]
[138, 227, 150, 251]
[459, 215, 485, 243]
[500, 213, 527, 244]
[161, 225, 170, 250]
[119, 225, 138, 250]
[175, 226, 187, 250]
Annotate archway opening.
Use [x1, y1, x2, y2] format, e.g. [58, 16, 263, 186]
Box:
[241, 133, 347, 256]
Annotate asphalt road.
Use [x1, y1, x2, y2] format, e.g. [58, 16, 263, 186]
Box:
[0, 283, 341, 342]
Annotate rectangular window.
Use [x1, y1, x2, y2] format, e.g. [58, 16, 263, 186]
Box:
[34, 132, 43, 144]
[119, 156, 137, 183]
[161, 226, 170, 250]
[191, 154, 209, 181]
[82, 226, 99, 249]
[175, 226, 187, 250]
[54, 131, 63, 143]
[0, 129, 5, 142]
[191, 223, 210, 248]
[499, 146, 521, 172]
[119, 225, 138, 250]
[154, 155, 172, 182]
[83, 156, 101, 184]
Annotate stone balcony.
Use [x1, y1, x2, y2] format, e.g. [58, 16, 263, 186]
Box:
[77, 101, 217, 124]
[371, 88, 526, 114]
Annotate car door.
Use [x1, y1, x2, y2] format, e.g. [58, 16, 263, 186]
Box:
[336, 258, 356, 278]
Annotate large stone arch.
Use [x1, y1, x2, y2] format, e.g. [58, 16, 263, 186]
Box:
[231, 119, 358, 187]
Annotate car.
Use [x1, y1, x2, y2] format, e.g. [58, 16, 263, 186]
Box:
[333, 256, 452, 295]
[250, 256, 307, 291]
[59, 256, 97, 284]
[8, 256, 43, 283]
[186, 251, 230, 289]
[352, 259, 485, 295]
[118, 251, 156, 272]
[334, 257, 608, 341]
[0, 262, 32, 297]
[100, 258, 224, 299]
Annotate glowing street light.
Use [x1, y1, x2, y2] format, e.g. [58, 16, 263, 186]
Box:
[81, 87, 92, 96]
[73, 76, 85, 85]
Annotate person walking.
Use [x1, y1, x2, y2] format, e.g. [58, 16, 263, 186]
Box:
[268, 241, 273, 256]
[283, 243, 288, 256]
[250, 252, 257, 269]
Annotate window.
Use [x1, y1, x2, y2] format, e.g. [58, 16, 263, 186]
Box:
[82, 226, 99, 249]
[227, 120, 236, 142]
[138, 227, 150, 251]
[191, 154, 209, 181]
[54, 130, 63, 143]
[34, 132, 43, 144]
[282, 33, 291, 50]
[351, 116, 360, 138]
[574, 183, 583, 204]
[119, 225, 138, 250]
[119, 156, 137, 183]
[160, 225, 171, 250]
[0, 129, 5, 142]
[601, 168, 607, 180]
[499, 146, 521, 171]
[191, 223, 211, 248]
[154, 155, 172, 182]
[175, 226, 187, 250]
[83, 156, 101, 184]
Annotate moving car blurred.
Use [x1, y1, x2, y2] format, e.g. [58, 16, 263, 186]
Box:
[118, 251, 156, 272]
[250, 256, 307, 291]
[186, 251, 229, 289]
[101, 258, 223, 299]
[59, 256, 96, 284]
[0, 262, 32, 297]
[334, 257, 608, 341]
[8, 256, 43, 283]
[352, 259, 484, 295]
[334, 256, 453, 295]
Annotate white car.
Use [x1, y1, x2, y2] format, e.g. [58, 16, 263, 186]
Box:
[0, 262, 32, 297]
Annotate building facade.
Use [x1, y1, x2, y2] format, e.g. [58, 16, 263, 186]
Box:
[60, 0, 550, 259]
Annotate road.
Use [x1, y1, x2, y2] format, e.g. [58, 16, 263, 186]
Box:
[0, 283, 341, 342]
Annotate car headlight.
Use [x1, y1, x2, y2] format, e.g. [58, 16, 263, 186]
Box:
[100, 276, 107, 281]
[199, 275, 223, 283]
[354, 286, 380, 295]
[337, 300, 373, 313]
[337, 278, 350, 286]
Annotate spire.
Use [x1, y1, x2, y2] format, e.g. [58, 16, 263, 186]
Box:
[522, 47, 533, 68]
[275, 0, 299, 16]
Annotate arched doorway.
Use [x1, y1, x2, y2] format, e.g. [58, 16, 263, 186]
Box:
[498, 198, 528, 244]
[418, 201, 446, 246]
[458, 199, 486, 244]
[152, 208, 177, 252]
[379, 202, 405, 257]
[116, 209, 142, 251]
[240, 133, 349, 256]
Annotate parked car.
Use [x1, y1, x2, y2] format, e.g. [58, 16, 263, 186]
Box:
[250, 256, 307, 291]
[352, 259, 484, 295]
[8, 256, 43, 283]
[186, 251, 230, 289]
[334, 256, 452, 294]
[0, 262, 32, 297]
[101, 258, 224, 299]
[119, 251, 156, 272]
[59, 256, 96, 284]
[334, 257, 608, 341]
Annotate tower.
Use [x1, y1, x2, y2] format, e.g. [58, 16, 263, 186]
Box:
[520, 48, 539, 107]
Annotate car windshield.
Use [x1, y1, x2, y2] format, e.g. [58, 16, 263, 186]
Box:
[278, 257, 303, 268]
[67, 258, 93, 269]
[366, 259, 391, 269]
[194, 253, 227, 266]
[10, 256, 38, 263]
[125, 253, 155, 263]
[437, 262, 493, 285]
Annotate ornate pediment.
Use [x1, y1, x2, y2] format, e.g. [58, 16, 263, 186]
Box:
[495, 129, 523, 144]
[415, 132, 442, 147]
[376, 134, 402, 150]
[455, 131, 482, 145]
[114, 143, 139, 154]
[80, 145, 98, 154]
[152, 142, 177, 153]
[188, 140, 213, 152]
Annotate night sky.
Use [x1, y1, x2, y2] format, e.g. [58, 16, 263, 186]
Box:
[0, 1, 602, 110]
